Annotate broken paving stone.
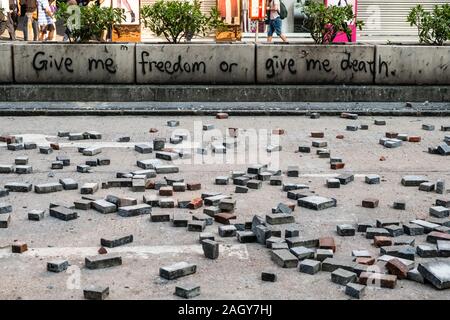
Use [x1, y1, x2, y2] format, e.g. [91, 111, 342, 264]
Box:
[331, 268, 357, 285]
[407, 268, 425, 284]
[85, 254, 122, 269]
[201, 239, 219, 260]
[337, 174, 354, 185]
[261, 272, 277, 282]
[380, 245, 416, 261]
[0, 214, 11, 228]
[219, 198, 235, 212]
[285, 226, 299, 238]
[0, 203, 12, 214]
[386, 258, 409, 279]
[82, 147, 102, 156]
[319, 237, 336, 252]
[411, 219, 440, 233]
[92, 200, 117, 214]
[271, 243, 289, 250]
[0, 165, 14, 174]
[156, 151, 179, 161]
[345, 283, 365, 299]
[346, 125, 358, 132]
[59, 178, 78, 190]
[214, 213, 236, 225]
[255, 225, 271, 245]
[316, 249, 333, 262]
[235, 186, 248, 193]
[271, 249, 298, 268]
[47, 260, 69, 273]
[193, 213, 213, 226]
[430, 206, 450, 218]
[218, 225, 237, 237]
[290, 247, 314, 260]
[312, 141, 327, 148]
[160, 262, 196, 280]
[299, 259, 321, 274]
[298, 196, 336, 211]
[366, 228, 390, 239]
[247, 180, 262, 189]
[49, 206, 78, 221]
[7, 143, 24, 151]
[417, 260, 450, 289]
[187, 220, 206, 232]
[286, 166, 299, 177]
[172, 182, 186, 192]
[175, 284, 200, 299]
[365, 175, 381, 185]
[327, 178, 340, 188]
[436, 180, 446, 195]
[80, 183, 99, 195]
[393, 236, 415, 246]
[419, 182, 435, 192]
[435, 225, 450, 234]
[135, 144, 153, 154]
[359, 272, 397, 289]
[357, 222, 374, 232]
[286, 236, 319, 249]
[199, 233, 215, 243]
[337, 224, 356, 236]
[15, 165, 32, 174]
[77, 165, 91, 173]
[0, 188, 9, 198]
[83, 286, 110, 300]
[28, 209, 45, 221]
[362, 198, 379, 209]
[416, 244, 438, 258]
[203, 206, 220, 217]
[12, 242, 28, 253]
[15, 156, 28, 165]
[266, 214, 295, 225]
[393, 201, 406, 210]
[401, 175, 429, 187]
[373, 236, 393, 247]
[437, 240, 450, 257]
[172, 213, 190, 227]
[159, 198, 176, 208]
[237, 231, 257, 243]
[118, 204, 151, 217]
[100, 235, 133, 248]
[385, 225, 404, 237]
[298, 146, 311, 153]
[150, 212, 170, 222]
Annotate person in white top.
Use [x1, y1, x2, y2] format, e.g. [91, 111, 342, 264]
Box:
[266, 0, 287, 43]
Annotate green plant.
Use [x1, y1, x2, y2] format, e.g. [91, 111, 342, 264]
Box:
[407, 4, 450, 46]
[56, 2, 125, 42]
[304, 2, 364, 44]
[141, 0, 225, 43]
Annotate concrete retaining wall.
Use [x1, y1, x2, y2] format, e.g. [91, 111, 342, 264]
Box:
[13, 43, 135, 84]
[256, 44, 375, 84]
[2, 43, 449, 86]
[375, 45, 450, 85]
[136, 43, 255, 84]
[0, 43, 13, 83]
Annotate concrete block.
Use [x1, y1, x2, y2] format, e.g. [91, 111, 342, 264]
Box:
[271, 249, 298, 268]
[202, 239, 219, 259]
[418, 261, 450, 289]
[237, 231, 256, 243]
[298, 196, 336, 211]
[83, 286, 109, 300]
[0, 214, 11, 228]
[49, 206, 78, 221]
[261, 272, 277, 282]
[137, 43, 254, 84]
[257, 44, 375, 84]
[401, 175, 429, 187]
[298, 259, 321, 274]
[175, 284, 200, 299]
[345, 283, 365, 299]
[218, 225, 237, 237]
[0, 43, 13, 83]
[160, 261, 196, 280]
[437, 240, 450, 257]
[375, 45, 450, 85]
[101, 235, 133, 248]
[337, 224, 356, 236]
[118, 204, 151, 217]
[150, 212, 170, 222]
[60, 178, 78, 190]
[47, 260, 69, 273]
[331, 268, 357, 285]
[266, 214, 295, 225]
[13, 43, 135, 83]
[4, 182, 32, 192]
[28, 209, 45, 221]
[172, 213, 190, 227]
[80, 183, 99, 195]
[92, 200, 117, 214]
[85, 254, 122, 269]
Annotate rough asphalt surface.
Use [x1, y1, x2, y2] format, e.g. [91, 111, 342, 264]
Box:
[0, 115, 449, 300]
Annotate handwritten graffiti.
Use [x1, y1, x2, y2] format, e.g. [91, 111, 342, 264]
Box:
[139, 51, 206, 75]
[32, 51, 74, 73]
[265, 51, 393, 78]
[265, 56, 297, 79]
[88, 58, 116, 73]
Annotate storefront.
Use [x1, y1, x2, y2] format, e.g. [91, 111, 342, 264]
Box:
[139, 0, 449, 42]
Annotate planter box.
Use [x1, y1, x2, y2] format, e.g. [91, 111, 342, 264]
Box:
[0, 43, 13, 83]
[256, 44, 375, 84]
[375, 45, 450, 85]
[136, 43, 255, 84]
[13, 43, 135, 84]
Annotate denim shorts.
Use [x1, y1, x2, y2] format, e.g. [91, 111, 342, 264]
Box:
[267, 17, 282, 37]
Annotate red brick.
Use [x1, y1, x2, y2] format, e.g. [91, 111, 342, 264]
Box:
[12, 242, 28, 253]
[408, 136, 421, 143]
[98, 247, 108, 255]
[214, 213, 237, 225]
[272, 128, 285, 135]
[0, 135, 16, 144]
[216, 112, 229, 119]
[359, 272, 397, 289]
[373, 236, 393, 247]
[385, 132, 399, 139]
[336, 134, 344, 139]
[311, 132, 324, 138]
[427, 231, 450, 243]
[187, 183, 201, 191]
[356, 257, 375, 265]
[386, 258, 408, 279]
[319, 237, 336, 253]
[145, 180, 155, 189]
[362, 198, 379, 208]
[331, 163, 345, 170]
[149, 128, 158, 133]
[159, 186, 173, 196]
[188, 198, 203, 210]
[50, 143, 60, 150]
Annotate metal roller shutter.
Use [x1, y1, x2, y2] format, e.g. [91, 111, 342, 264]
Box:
[358, 0, 450, 37]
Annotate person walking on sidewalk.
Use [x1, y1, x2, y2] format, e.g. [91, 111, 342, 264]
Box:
[6, 0, 20, 40]
[23, 0, 38, 41]
[266, 0, 287, 43]
[37, 0, 54, 40]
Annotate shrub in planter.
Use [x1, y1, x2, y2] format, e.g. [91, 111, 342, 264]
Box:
[304, 2, 363, 44]
[141, 0, 225, 43]
[56, 2, 125, 42]
[407, 4, 450, 46]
